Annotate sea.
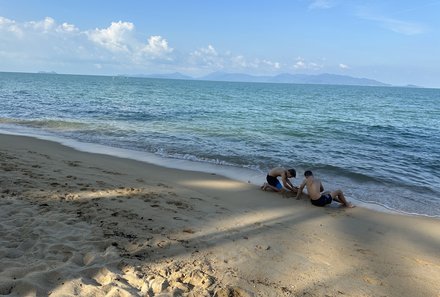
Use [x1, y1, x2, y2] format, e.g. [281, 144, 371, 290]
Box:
[1, 72, 439, 218]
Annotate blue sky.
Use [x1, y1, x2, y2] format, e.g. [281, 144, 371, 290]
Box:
[1, 0, 439, 87]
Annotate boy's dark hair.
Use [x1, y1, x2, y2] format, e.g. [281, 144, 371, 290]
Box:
[287, 169, 296, 178]
[304, 170, 313, 177]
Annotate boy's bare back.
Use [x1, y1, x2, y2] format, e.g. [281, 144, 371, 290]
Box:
[268, 167, 285, 177]
[304, 176, 323, 200]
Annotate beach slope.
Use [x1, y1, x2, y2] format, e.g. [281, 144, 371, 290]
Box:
[1, 134, 439, 296]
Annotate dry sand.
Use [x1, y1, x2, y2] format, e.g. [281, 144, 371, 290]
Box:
[0, 133, 439, 297]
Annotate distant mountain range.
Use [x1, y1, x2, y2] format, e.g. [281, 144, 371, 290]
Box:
[132, 71, 391, 87]
[132, 72, 192, 80]
[38, 71, 58, 74]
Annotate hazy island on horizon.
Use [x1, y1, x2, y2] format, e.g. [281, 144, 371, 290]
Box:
[31, 70, 424, 88]
[127, 71, 400, 87]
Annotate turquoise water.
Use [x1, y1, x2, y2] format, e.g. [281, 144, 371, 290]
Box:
[1, 72, 439, 217]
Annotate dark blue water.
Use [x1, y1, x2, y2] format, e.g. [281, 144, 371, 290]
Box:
[1, 72, 439, 217]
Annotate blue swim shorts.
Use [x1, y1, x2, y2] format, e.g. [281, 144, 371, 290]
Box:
[266, 175, 282, 190]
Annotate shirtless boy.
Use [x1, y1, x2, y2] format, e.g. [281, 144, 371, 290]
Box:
[261, 167, 297, 193]
[296, 170, 354, 208]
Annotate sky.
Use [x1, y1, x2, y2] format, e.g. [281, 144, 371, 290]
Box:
[1, 0, 439, 88]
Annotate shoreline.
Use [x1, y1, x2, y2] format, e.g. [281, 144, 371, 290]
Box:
[1, 132, 440, 296]
[0, 127, 437, 219]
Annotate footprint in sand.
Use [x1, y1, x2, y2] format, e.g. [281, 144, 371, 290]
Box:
[65, 160, 81, 167]
[356, 248, 372, 255]
[362, 275, 382, 286]
[102, 170, 122, 175]
[157, 240, 171, 249]
[166, 200, 190, 209]
[353, 244, 375, 256]
[95, 180, 107, 186]
[157, 183, 172, 189]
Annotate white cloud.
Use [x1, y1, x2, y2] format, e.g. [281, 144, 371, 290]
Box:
[231, 55, 246, 68]
[200, 44, 218, 56]
[189, 45, 281, 73]
[27, 17, 56, 32]
[293, 57, 323, 70]
[1, 16, 281, 75]
[294, 60, 306, 69]
[88, 21, 135, 52]
[0, 16, 12, 25]
[0, 16, 178, 74]
[262, 59, 281, 69]
[0, 16, 23, 37]
[190, 45, 223, 68]
[233, 57, 281, 72]
[58, 22, 78, 33]
[339, 63, 349, 69]
[87, 21, 174, 62]
[1, 16, 80, 40]
[141, 35, 173, 58]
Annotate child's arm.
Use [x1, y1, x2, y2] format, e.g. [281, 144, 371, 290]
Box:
[295, 179, 307, 200]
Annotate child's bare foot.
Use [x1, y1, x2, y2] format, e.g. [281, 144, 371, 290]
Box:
[260, 183, 268, 191]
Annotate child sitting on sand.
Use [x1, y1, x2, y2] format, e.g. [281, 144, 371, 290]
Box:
[296, 170, 354, 208]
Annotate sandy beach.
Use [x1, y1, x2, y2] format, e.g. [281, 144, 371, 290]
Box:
[1, 133, 439, 297]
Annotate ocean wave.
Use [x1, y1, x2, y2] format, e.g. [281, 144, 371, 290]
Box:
[0, 118, 91, 131]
